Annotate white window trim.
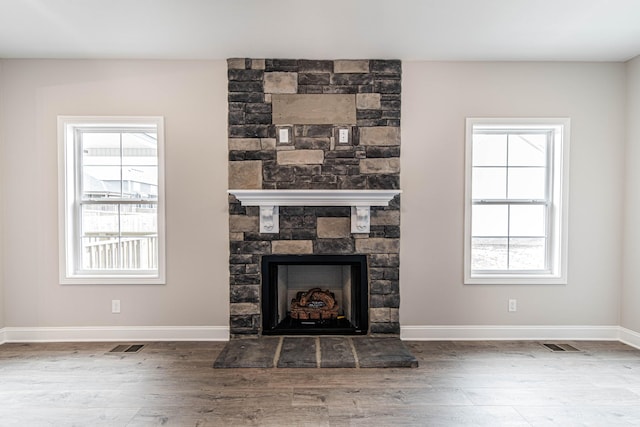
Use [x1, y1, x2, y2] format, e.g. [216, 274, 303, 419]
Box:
[58, 116, 166, 285]
[464, 118, 570, 285]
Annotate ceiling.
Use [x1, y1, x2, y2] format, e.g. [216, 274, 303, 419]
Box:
[1, 0, 639, 62]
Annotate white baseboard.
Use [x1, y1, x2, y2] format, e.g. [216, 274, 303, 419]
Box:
[401, 325, 621, 341]
[619, 327, 640, 350]
[0, 326, 229, 343]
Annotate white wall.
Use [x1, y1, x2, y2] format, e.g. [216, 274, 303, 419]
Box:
[622, 56, 640, 334]
[0, 60, 229, 334]
[401, 62, 626, 329]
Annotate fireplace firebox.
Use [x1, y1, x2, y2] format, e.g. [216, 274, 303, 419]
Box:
[261, 255, 368, 335]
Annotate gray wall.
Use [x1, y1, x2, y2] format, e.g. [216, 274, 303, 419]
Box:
[401, 61, 626, 328]
[0, 58, 633, 337]
[623, 56, 640, 333]
[0, 60, 229, 329]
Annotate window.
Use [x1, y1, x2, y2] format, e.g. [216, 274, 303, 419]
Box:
[58, 116, 165, 284]
[464, 118, 570, 284]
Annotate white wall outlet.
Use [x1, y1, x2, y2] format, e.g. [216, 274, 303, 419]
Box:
[112, 299, 121, 314]
[338, 128, 349, 143]
[508, 299, 517, 312]
[278, 128, 289, 143]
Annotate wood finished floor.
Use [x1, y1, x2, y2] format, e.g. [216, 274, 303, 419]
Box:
[2, 340, 640, 426]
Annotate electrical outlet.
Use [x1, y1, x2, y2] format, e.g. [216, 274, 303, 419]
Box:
[508, 299, 517, 312]
[112, 299, 121, 314]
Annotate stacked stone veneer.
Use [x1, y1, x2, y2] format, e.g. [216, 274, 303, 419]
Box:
[227, 58, 401, 336]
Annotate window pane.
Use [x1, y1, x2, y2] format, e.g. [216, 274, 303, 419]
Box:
[119, 236, 158, 270]
[81, 204, 119, 235]
[510, 205, 546, 237]
[82, 133, 121, 166]
[122, 132, 158, 167]
[120, 204, 157, 234]
[472, 205, 508, 236]
[507, 167, 546, 199]
[472, 168, 506, 199]
[508, 133, 547, 166]
[508, 238, 546, 270]
[122, 166, 158, 198]
[472, 133, 507, 166]
[83, 166, 122, 198]
[82, 236, 121, 270]
[472, 238, 508, 270]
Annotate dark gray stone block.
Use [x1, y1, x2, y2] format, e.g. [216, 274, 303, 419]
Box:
[370, 60, 401, 75]
[228, 69, 264, 81]
[277, 337, 317, 368]
[331, 74, 374, 86]
[228, 92, 264, 103]
[298, 60, 333, 73]
[314, 239, 355, 254]
[230, 241, 271, 255]
[228, 81, 263, 93]
[230, 285, 260, 303]
[320, 337, 356, 368]
[265, 59, 299, 72]
[299, 73, 330, 85]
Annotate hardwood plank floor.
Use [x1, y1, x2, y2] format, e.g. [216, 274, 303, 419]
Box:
[1, 340, 640, 426]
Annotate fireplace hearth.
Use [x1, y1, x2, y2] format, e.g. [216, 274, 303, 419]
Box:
[262, 255, 368, 335]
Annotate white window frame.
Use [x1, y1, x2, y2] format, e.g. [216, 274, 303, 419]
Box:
[58, 116, 166, 285]
[464, 118, 570, 285]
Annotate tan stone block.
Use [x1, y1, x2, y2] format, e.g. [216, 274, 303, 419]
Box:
[277, 150, 324, 165]
[371, 210, 400, 226]
[390, 308, 400, 323]
[261, 138, 276, 150]
[360, 158, 400, 174]
[370, 308, 391, 323]
[227, 58, 246, 69]
[356, 93, 381, 110]
[251, 59, 265, 70]
[229, 232, 244, 241]
[229, 160, 262, 189]
[334, 60, 370, 73]
[272, 94, 356, 125]
[272, 240, 313, 254]
[264, 72, 298, 94]
[230, 303, 260, 315]
[229, 215, 259, 232]
[317, 217, 351, 238]
[229, 138, 261, 151]
[359, 127, 400, 146]
[355, 238, 400, 254]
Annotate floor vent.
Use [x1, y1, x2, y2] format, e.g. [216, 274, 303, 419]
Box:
[109, 344, 145, 353]
[542, 343, 580, 352]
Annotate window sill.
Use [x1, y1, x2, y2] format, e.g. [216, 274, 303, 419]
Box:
[465, 274, 567, 285]
[60, 274, 165, 285]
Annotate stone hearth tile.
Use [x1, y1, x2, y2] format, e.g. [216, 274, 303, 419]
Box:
[320, 337, 356, 368]
[277, 337, 317, 368]
[213, 337, 279, 368]
[352, 337, 419, 368]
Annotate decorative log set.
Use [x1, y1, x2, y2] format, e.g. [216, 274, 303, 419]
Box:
[290, 288, 340, 320]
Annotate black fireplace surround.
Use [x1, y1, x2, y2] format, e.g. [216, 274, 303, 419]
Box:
[261, 255, 369, 335]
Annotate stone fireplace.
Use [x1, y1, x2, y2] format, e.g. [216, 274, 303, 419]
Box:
[227, 58, 401, 336]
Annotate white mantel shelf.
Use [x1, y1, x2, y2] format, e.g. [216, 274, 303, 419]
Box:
[228, 189, 401, 206]
[228, 189, 401, 233]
